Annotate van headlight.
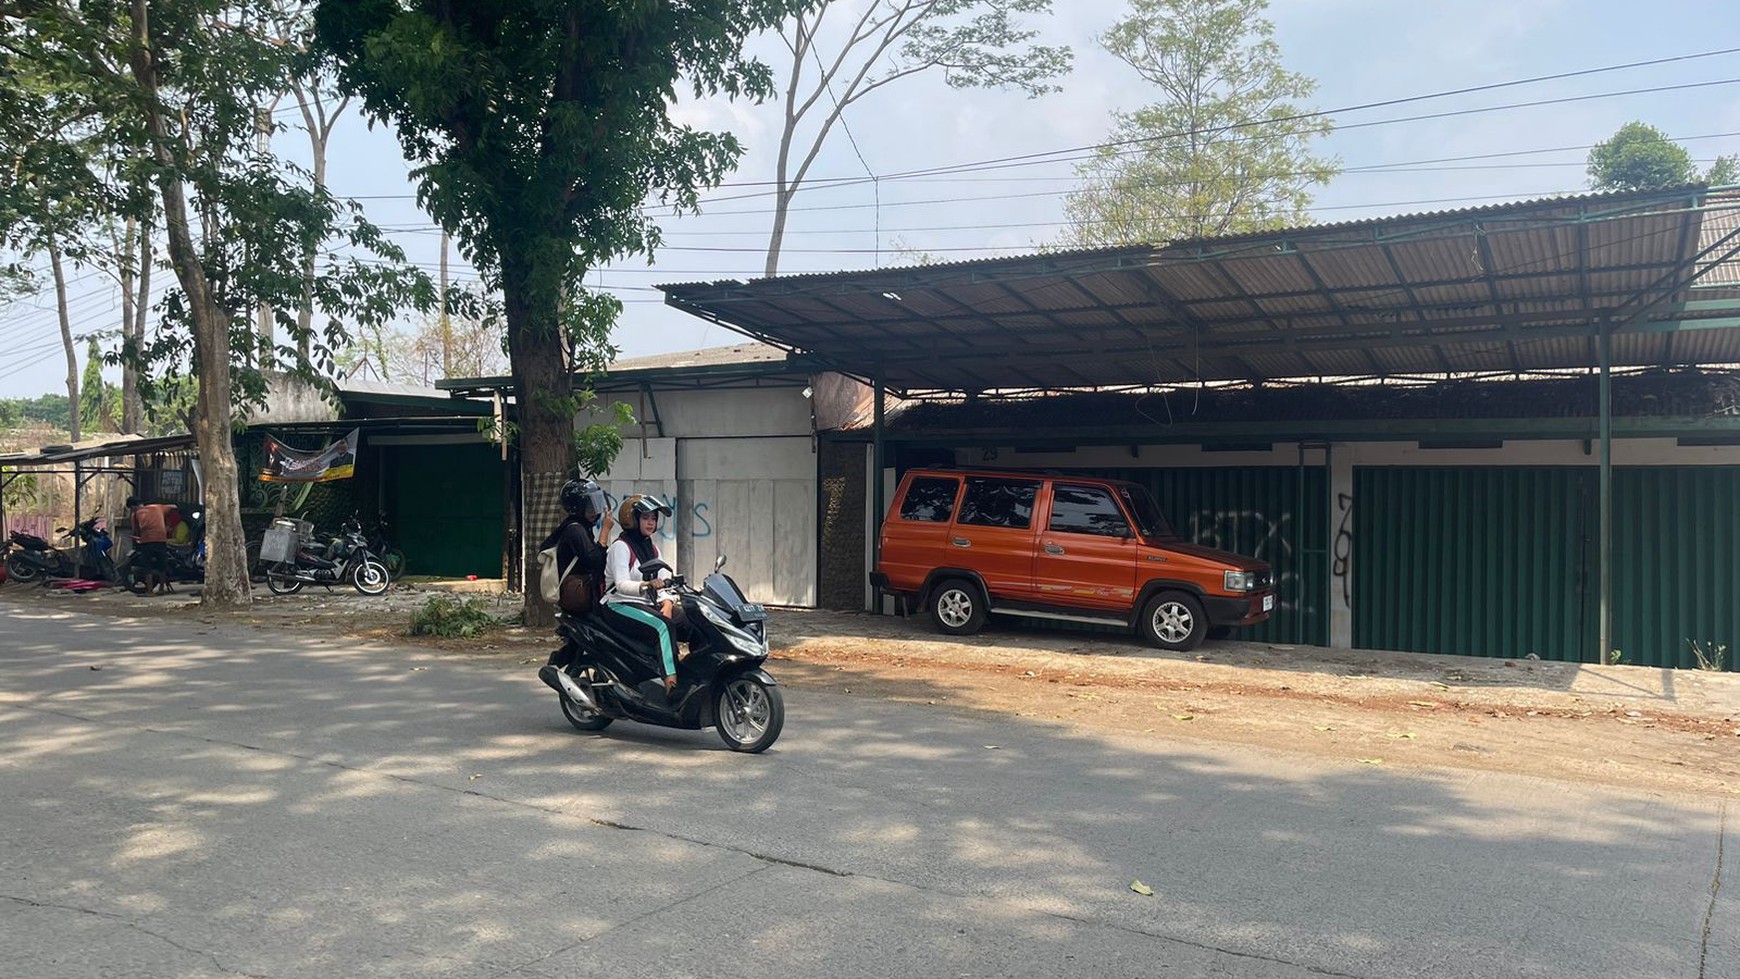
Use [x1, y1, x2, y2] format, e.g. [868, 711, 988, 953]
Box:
[1223, 570, 1259, 593]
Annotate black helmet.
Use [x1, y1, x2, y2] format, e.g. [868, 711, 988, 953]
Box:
[560, 479, 606, 519]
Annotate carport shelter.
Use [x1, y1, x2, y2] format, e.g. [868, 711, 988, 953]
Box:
[661, 186, 1740, 669]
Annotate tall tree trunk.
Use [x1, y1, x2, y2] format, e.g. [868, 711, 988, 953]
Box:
[129, 0, 249, 608]
[503, 257, 573, 627]
[129, 226, 152, 431]
[119, 217, 143, 434]
[48, 237, 80, 443]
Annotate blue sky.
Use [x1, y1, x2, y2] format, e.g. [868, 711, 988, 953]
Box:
[3, 0, 1739, 398]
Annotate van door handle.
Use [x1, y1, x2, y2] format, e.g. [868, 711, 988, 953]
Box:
[1043, 543, 1065, 555]
[951, 537, 971, 548]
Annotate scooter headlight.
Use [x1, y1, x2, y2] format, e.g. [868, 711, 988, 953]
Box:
[697, 602, 769, 656]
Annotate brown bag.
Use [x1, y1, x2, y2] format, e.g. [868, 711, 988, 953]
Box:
[558, 573, 597, 615]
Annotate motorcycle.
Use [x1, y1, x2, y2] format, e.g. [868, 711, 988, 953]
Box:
[118, 507, 207, 593]
[5, 519, 116, 583]
[545, 555, 785, 753]
[367, 513, 406, 579]
[263, 515, 391, 596]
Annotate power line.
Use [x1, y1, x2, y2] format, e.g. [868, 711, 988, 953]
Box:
[320, 48, 1740, 211]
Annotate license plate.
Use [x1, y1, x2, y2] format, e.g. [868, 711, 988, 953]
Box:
[1262, 594, 1275, 612]
[737, 603, 767, 622]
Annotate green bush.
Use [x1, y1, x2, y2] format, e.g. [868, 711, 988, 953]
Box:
[407, 596, 501, 638]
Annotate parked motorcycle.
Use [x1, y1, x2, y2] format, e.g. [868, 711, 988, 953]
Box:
[367, 513, 406, 579]
[5, 519, 116, 583]
[118, 507, 207, 593]
[544, 555, 784, 753]
[264, 515, 391, 596]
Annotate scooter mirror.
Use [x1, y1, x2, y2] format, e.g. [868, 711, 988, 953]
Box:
[714, 555, 727, 572]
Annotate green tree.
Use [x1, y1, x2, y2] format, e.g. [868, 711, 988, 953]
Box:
[314, 0, 804, 622]
[1586, 121, 1699, 191]
[1706, 154, 1738, 188]
[1064, 0, 1336, 247]
[3, 2, 430, 608]
[79, 337, 121, 434]
[762, 0, 1071, 275]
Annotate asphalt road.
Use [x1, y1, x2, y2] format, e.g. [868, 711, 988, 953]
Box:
[1, 601, 1732, 979]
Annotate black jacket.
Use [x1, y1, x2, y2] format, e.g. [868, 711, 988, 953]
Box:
[543, 518, 606, 580]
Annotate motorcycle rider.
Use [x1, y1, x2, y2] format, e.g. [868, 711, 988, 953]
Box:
[537, 478, 612, 696]
[602, 495, 684, 693]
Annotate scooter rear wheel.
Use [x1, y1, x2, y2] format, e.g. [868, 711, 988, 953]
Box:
[5, 554, 41, 584]
[714, 676, 784, 753]
[265, 562, 304, 595]
[559, 669, 613, 732]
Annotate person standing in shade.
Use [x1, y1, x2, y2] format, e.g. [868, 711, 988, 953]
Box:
[126, 497, 172, 595]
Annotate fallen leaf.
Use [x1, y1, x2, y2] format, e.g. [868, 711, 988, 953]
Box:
[1313, 725, 1334, 732]
[1430, 681, 1451, 690]
[1407, 701, 1438, 708]
[1358, 758, 1384, 765]
[1130, 880, 1154, 897]
[468, 774, 482, 781]
[1387, 732, 1418, 740]
[1172, 713, 1195, 721]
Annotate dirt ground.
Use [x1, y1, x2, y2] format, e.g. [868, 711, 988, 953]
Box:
[8, 581, 1740, 797]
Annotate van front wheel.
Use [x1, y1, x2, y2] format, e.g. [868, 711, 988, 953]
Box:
[1140, 591, 1207, 651]
[928, 579, 987, 636]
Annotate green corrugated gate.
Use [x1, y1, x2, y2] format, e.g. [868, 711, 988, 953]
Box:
[1102, 467, 1328, 645]
[1353, 466, 1740, 670]
[1612, 468, 1740, 670]
[1353, 468, 1593, 661]
[388, 443, 505, 578]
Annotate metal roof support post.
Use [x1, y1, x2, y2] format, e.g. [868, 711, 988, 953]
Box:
[73, 458, 83, 571]
[872, 369, 887, 615]
[1598, 321, 1613, 666]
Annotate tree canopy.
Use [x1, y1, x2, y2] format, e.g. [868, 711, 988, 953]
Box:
[1063, 0, 1336, 247]
[2, 1, 431, 606]
[1586, 122, 1699, 192]
[762, 0, 1071, 275]
[313, 0, 807, 620]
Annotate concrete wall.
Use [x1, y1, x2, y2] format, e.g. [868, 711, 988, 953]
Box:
[588, 386, 817, 607]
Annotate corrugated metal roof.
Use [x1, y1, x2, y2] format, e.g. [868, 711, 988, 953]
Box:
[662, 186, 1740, 396]
[0, 432, 197, 467]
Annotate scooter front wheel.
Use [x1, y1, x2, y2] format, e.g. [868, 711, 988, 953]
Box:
[714, 676, 784, 753]
[265, 562, 304, 595]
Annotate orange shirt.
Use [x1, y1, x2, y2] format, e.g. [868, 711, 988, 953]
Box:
[133, 504, 169, 544]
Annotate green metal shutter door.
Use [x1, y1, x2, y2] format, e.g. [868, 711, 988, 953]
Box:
[1104, 467, 1328, 645]
[1612, 467, 1740, 670]
[391, 443, 505, 578]
[1353, 468, 1593, 661]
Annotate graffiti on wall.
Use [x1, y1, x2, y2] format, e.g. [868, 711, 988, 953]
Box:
[1331, 492, 1353, 605]
[1184, 508, 1307, 616]
[600, 490, 713, 541]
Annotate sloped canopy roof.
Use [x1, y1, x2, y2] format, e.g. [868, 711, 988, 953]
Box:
[661, 187, 1740, 397]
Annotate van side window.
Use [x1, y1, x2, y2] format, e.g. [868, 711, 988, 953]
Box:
[1048, 484, 1131, 537]
[958, 477, 1040, 529]
[899, 477, 960, 522]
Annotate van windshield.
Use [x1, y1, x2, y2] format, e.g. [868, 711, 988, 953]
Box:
[1118, 485, 1175, 540]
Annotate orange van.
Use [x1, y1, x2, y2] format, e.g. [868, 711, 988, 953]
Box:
[870, 468, 1275, 651]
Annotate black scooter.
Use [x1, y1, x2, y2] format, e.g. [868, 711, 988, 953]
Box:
[5, 519, 115, 583]
[548, 556, 785, 753]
